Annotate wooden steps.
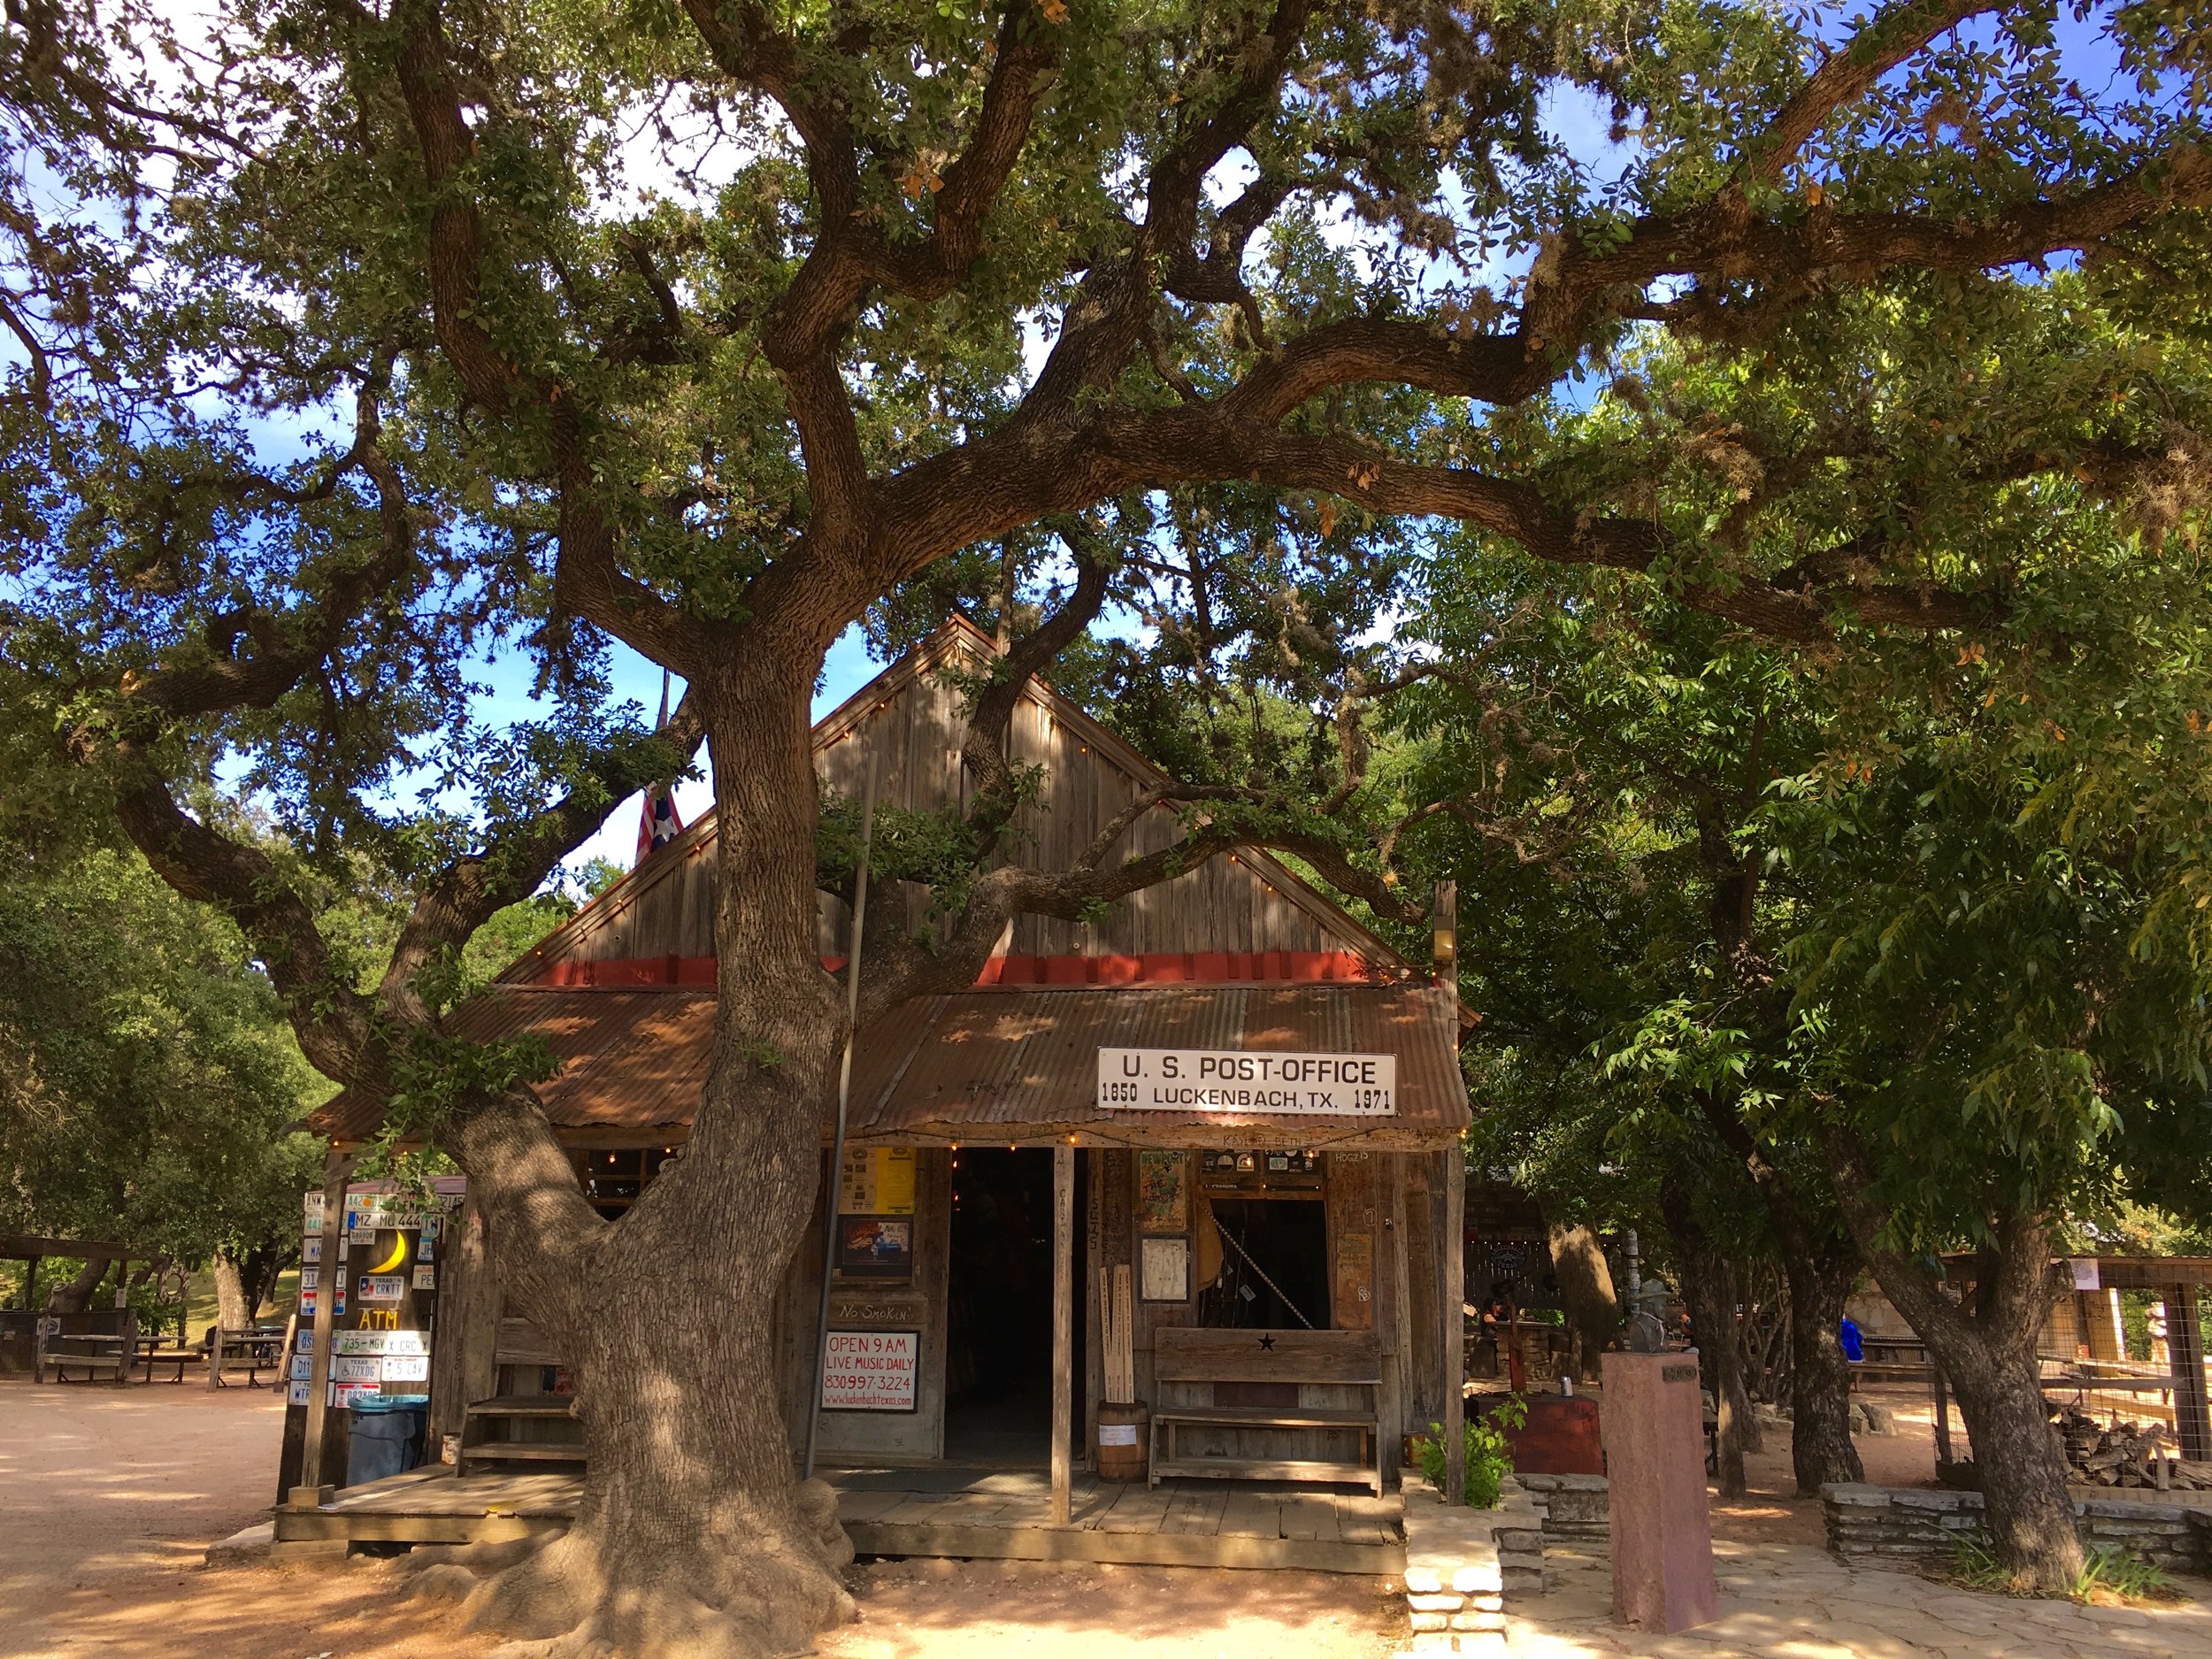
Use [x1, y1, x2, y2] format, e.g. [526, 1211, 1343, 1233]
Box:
[466, 1395, 577, 1418]
[457, 1392, 586, 1475]
[463, 1444, 588, 1466]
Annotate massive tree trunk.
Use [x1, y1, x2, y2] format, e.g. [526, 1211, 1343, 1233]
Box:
[1780, 1233, 1863, 1494]
[455, 1240, 854, 1655]
[211, 1254, 254, 1332]
[421, 662, 857, 1658]
[1547, 1223, 1617, 1383]
[1824, 1133, 2081, 1589]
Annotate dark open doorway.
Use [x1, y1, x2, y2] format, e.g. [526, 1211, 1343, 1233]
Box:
[1199, 1197, 1331, 1331]
[943, 1148, 1087, 1464]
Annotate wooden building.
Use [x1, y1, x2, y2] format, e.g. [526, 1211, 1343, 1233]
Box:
[309, 618, 1472, 1523]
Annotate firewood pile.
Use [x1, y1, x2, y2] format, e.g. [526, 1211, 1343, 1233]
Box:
[2054, 1408, 2212, 1490]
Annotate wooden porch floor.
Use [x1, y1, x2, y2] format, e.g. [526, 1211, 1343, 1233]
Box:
[273, 1465, 1404, 1574]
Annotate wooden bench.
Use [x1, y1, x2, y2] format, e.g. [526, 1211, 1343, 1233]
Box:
[205, 1327, 286, 1388]
[1148, 1327, 1383, 1496]
[35, 1312, 139, 1385]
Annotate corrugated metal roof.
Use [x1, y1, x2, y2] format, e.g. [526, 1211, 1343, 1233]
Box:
[312, 982, 1467, 1147]
[849, 984, 1467, 1141]
[310, 988, 716, 1141]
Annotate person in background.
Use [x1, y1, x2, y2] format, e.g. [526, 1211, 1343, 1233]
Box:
[1839, 1313, 1865, 1363]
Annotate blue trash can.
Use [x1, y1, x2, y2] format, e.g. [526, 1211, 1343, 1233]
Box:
[346, 1394, 429, 1486]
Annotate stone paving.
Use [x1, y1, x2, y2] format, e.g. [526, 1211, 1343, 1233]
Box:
[1505, 1539, 2212, 1659]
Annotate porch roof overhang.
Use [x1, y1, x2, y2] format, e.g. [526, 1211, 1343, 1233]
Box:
[310, 979, 1471, 1152]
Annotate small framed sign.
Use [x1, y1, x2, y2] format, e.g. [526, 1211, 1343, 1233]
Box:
[1140, 1235, 1190, 1302]
[821, 1328, 919, 1411]
[1136, 1149, 1188, 1233]
[837, 1216, 914, 1279]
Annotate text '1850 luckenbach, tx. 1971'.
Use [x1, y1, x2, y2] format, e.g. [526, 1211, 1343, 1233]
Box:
[1096, 1048, 1397, 1116]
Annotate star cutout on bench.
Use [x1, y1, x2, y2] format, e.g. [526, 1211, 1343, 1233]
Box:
[1257, 1333, 1275, 1350]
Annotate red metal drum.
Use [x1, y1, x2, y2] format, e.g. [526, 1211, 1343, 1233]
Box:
[1472, 1391, 1605, 1476]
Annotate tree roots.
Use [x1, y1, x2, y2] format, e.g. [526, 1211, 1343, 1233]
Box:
[405, 1479, 857, 1659]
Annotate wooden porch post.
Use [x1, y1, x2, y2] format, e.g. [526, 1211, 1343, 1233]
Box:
[1434, 880, 1467, 1505]
[1442, 1144, 1466, 1504]
[293, 1146, 356, 1502]
[426, 1189, 498, 1455]
[2169, 1284, 2210, 1464]
[1051, 1143, 1075, 1527]
[1932, 1365, 1953, 1467]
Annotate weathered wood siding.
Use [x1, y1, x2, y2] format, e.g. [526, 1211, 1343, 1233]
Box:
[1110, 1150, 1397, 1475]
[778, 1148, 954, 1463]
[541, 635, 1365, 969]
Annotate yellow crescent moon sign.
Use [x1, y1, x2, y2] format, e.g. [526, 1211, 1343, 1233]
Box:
[367, 1235, 408, 1275]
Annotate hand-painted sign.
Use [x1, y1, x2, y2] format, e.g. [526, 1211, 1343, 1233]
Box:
[820, 1329, 919, 1411]
[1097, 1048, 1397, 1116]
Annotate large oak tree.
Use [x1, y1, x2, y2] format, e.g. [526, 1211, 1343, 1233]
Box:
[4, 0, 2210, 1647]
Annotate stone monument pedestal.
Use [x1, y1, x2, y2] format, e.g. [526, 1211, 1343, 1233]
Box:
[1600, 1350, 1718, 1632]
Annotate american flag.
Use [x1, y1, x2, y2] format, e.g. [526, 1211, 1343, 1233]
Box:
[636, 784, 684, 864]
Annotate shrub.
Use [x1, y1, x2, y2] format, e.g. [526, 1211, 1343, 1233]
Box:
[1412, 1396, 1528, 1509]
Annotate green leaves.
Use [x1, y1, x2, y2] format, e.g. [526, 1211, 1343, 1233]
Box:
[0, 846, 325, 1263]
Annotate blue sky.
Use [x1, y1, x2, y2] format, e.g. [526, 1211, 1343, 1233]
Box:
[456, 626, 881, 879]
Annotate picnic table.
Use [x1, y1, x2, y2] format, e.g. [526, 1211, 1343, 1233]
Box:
[206, 1325, 288, 1388]
[134, 1335, 201, 1383]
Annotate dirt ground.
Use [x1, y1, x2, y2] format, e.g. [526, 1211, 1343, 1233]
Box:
[1709, 1385, 1953, 1550]
[0, 1376, 2139, 1659]
[0, 1380, 496, 1659]
[0, 1380, 1399, 1659]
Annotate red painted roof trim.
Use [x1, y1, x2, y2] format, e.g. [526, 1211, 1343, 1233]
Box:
[533, 950, 1402, 990]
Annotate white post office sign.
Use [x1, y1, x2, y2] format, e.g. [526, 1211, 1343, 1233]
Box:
[1097, 1048, 1397, 1116]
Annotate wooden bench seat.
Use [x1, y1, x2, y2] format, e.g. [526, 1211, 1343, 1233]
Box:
[1144, 1404, 1378, 1429]
[136, 1342, 202, 1383]
[458, 1386, 584, 1475]
[1149, 1328, 1383, 1496]
[40, 1338, 130, 1384]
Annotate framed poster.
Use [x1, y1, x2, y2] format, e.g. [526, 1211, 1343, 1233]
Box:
[1136, 1150, 1188, 1233]
[820, 1329, 919, 1411]
[837, 1216, 914, 1279]
[1140, 1235, 1190, 1302]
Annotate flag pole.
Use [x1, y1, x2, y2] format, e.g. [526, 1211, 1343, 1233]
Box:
[804, 741, 879, 1480]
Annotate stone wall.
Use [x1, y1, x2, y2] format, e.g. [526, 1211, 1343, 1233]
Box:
[1822, 1482, 2212, 1574]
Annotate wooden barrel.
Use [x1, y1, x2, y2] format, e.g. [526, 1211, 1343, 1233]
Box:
[1095, 1402, 1149, 1481]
